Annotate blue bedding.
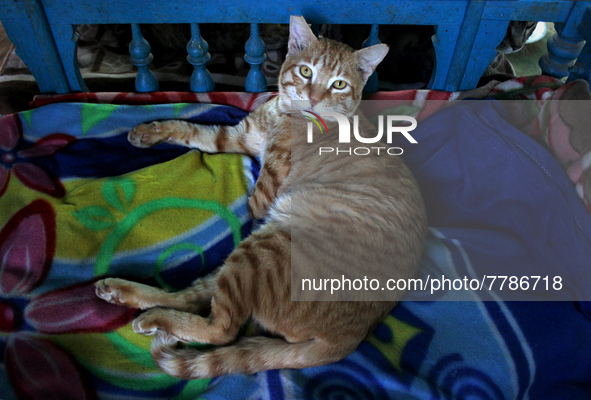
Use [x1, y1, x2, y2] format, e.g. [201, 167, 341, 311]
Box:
[0, 97, 590, 399]
[203, 100, 591, 400]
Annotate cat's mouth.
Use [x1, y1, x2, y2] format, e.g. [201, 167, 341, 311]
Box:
[292, 100, 342, 115]
[279, 94, 355, 116]
[291, 100, 317, 112]
[278, 95, 317, 114]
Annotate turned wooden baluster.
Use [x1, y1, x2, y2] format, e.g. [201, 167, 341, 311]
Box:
[539, 2, 588, 80]
[539, 25, 585, 79]
[244, 23, 267, 92]
[129, 24, 159, 92]
[567, 7, 591, 83]
[187, 23, 214, 92]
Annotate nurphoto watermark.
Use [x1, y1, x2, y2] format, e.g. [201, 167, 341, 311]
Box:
[290, 100, 591, 302]
[301, 109, 417, 156]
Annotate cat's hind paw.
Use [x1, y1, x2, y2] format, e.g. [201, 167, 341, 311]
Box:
[128, 121, 171, 148]
[132, 308, 173, 336]
[133, 311, 159, 335]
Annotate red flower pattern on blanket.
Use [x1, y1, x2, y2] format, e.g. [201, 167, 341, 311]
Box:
[0, 114, 75, 198]
[5, 335, 96, 400]
[0, 199, 56, 296]
[24, 281, 137, 334]
[0, 200, 138, 399]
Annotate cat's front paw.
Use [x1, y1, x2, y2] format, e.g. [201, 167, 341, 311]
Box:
[128, 121, 170, 148]
[95, 278, 132, 305]
[248, 195, 269, 220]
[95, 278, 154, 309]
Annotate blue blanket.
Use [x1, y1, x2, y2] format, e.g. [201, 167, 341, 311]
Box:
[1, 98, 590, 400]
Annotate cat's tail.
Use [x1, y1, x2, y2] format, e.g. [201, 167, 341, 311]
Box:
[151, 332, 351, 378]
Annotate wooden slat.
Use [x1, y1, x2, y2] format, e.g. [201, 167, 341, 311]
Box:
[38, 0, 469, 25]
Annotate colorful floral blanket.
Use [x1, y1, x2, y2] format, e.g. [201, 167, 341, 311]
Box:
[1, 76, 591, 399]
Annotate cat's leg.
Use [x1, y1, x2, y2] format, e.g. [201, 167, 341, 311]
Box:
[131, 225, 286, 344]
[128, 117, 264, 156]
[249, 163, 290, 219]
[151, 333, 359, 378]
[131, 267, 251, 345]
[95, 272, 219, 313]
[248, 137, 291, 219]
[132, 307, 237, 345]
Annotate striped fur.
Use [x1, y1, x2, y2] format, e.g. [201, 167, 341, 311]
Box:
[97, 16, 427, 379]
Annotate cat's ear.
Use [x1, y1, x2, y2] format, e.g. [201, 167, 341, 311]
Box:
[288, 16, 318, 55]
[356, 44, 389, 81]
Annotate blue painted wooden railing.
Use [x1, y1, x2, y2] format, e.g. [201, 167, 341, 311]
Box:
[245, 23, 268, 93]
[0, 0, 589, 94]
[187, 23, 214, 93]
[129, 23, 159, 92]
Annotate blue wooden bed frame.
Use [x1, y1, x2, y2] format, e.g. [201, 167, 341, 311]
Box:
[0, 0, 590, 94]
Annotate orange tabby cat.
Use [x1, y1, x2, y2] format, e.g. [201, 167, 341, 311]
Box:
[95, 15, 427, 378]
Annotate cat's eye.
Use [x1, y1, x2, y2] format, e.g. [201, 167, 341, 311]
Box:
[300, 66, 312, 78]
[332, 80, 348, 90]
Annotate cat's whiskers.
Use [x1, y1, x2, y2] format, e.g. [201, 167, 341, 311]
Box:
[253, 92, 278, 101]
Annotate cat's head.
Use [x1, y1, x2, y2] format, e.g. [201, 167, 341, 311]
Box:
[278, 16, 388, 116]
[497, 21, 537, 54]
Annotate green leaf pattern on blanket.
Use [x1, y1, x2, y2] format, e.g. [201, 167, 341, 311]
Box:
[71, 177, 243, 278]
[102, 177, 136, 213]
[20, 109, 33, 128]
[72, 206, 118, 231]
[81, 104, 119, 135]
[173, 103, 191, 117]
[72, 177, 135, 229]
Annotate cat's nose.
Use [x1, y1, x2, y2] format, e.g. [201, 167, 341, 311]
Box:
[309, 98, 321, 106]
